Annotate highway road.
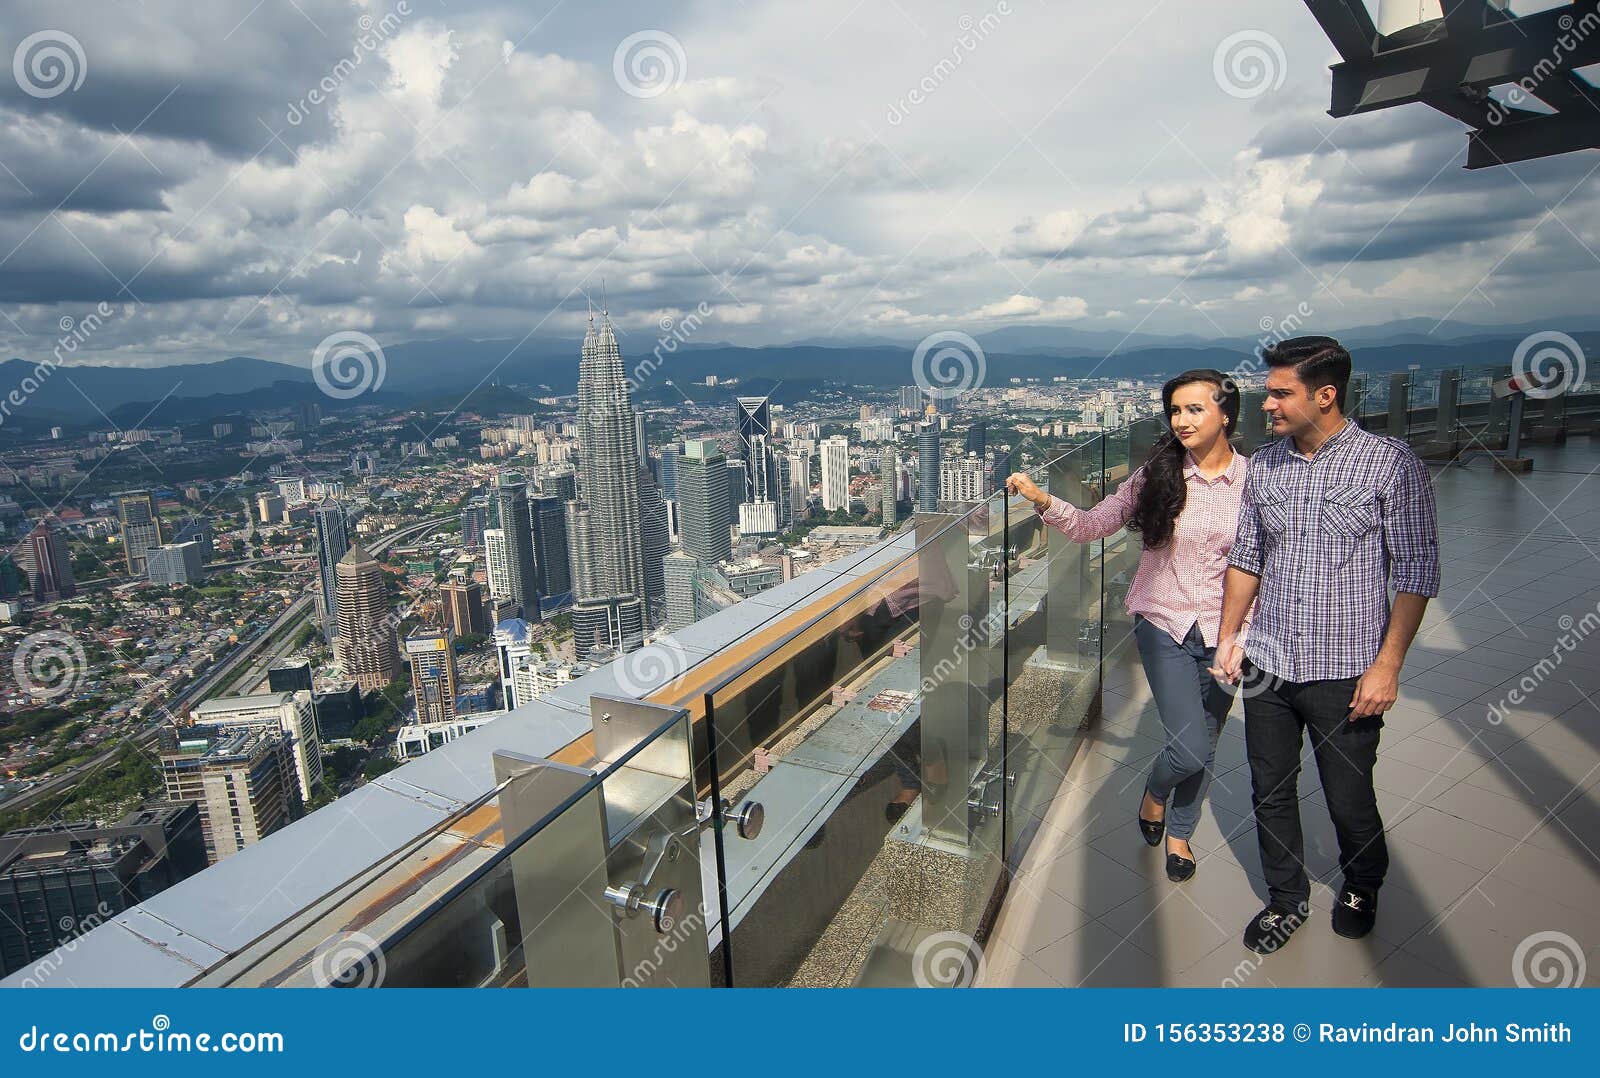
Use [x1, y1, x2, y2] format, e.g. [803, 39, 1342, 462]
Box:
[0, 514, 452, 817]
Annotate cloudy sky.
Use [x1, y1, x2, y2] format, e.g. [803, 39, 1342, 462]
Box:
[0, 0, 1596, 368]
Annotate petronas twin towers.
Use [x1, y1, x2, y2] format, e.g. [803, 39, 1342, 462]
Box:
[569, 303, 666, 658]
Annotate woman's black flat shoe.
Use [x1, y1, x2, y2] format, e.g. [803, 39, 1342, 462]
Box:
[1137, 794, 1165, 846]
[1166, 853, 1196, 882]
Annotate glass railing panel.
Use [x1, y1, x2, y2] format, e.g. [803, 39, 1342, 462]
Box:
[1001, 436, 1105, 866]
[700, 500, 1000, 986]
[213, 707, 710, 988]
[1101, 417, 1162, 678]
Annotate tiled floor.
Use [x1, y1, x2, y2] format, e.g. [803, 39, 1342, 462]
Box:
[982, 439, 1600, 987]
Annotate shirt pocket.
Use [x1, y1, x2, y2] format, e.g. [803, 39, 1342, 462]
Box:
[1321, 483, 1380, 539]
[1254, 483, 1291, 535]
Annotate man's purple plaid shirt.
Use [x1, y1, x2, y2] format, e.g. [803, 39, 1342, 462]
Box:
[1229, 419, 1441, 682]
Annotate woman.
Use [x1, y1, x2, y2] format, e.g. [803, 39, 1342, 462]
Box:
[1006, 369, 1247, 883]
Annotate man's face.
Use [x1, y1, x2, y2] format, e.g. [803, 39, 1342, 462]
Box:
[1263, 366, 1320, 439]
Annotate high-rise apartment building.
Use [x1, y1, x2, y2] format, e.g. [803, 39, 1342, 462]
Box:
[676, 440, 732, 564]
[939, 454, 988, 504]
[492, 474, 539, 621]
[484, 528, 509, 601]
[459, 503, 487, 550]
[880, 445, 900, 524]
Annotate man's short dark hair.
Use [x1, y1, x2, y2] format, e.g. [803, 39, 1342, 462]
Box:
[1262, 335, 1351, 413]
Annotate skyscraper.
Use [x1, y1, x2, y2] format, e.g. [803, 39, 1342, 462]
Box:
[159, 726, 297, 865]
[190, 691, 323, 804]
[575, 306, 644, 606]
[664, 550, 697, 632]
[146, 542, 204, 586]
[484, 529, 509, 601]
[571, 595, 645, 662]
[774, 453, 793, 530]
[656, 443, 681, 500]
[333, 544, 400, 693]
[637, 468, 669, 611]
[459, 502, 487, 550]
[917, 421, 941, 513]
[441, 580, 487, 638]
[19, 519, 75, 601]
[541, 466, 577, 502]
[530, 495, 572, 609]
[493, 473, 539, 621]
[788, 449, 811, 522]
[117, 492, 161, 576]
[965, 419, 987, 458]
[735, 396, 776, 505]
[821, 436, 850, 512]
[898, 385, 924, 416]
[880, 445, 900, 524]
[564, 504, 597, 601]
[313, 498, 348, 641]
[676, 439, 732, 564]
[405, 628, 458, 725]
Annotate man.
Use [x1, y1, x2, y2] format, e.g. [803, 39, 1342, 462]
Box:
[1213, 336, 1439, 954]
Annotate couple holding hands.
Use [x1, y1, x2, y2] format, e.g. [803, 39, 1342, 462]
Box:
[1008, 336, 1439, 954]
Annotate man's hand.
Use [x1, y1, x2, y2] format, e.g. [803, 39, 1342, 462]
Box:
[1209, 637, 1245, 685]
[1005, 472, 1049, 510]
[1347, 660, 1400, 721]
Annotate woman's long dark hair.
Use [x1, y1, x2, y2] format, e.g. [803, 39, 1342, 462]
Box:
[1126, 369, 1239, 550]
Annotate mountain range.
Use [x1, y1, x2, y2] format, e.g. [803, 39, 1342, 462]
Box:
[3, 317, 1594, 431]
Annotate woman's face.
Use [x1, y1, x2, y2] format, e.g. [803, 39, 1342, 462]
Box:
[1167, 381, 1228, 453]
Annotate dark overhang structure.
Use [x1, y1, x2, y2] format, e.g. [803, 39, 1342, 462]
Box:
[1305, 0, 1600, 167]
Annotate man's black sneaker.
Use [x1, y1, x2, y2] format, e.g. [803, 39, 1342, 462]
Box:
[1243, 904, 1307, 954]
[1331, 886, 1378, 939]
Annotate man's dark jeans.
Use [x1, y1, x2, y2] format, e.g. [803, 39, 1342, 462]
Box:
[1243, 668, 1388, 911]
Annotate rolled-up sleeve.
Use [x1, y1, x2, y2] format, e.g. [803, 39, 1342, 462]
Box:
[1037, 468, 1141, 542]
[1228, 465, 1265, 577]
[1382, 449, 1441, 597]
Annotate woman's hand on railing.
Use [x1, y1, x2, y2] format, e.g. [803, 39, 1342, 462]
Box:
[1005, 472, 1049, 510]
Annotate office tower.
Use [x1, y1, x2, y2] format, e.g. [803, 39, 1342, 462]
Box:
[788, 449, 811, 522]
[0, 805, 206, 977]
[880, 445, 900, 524]
[570, 594, 645, 662]
[990, 446, 1014, 494]
[441, 580, 488, 638]
[940, 454, 987, 503]
[965, 420, 987, 458]
[117, 492, 161, 576]
[638, 470, 669, 611]
[541, 466, 577, 502]
[565, 503, 597, 600]
[656, 443, 681, 500]
[917, 421, 941, 512]
[333, 544, 400, 692]
[272, 476, 307, 506]
[493, 474, 540, 622]
[575, 306, 645, 609]
[404, 628, 458, 725]
[676, 440, 732, 564]
[735, 397, 777, 504]
[821, 436, 850, 512]
[190, 691, 323, 803]
[459, 503, 487, 550]
[146, 541, 204, 586]
[312, 498, 349, 641]
[493, 618, 535, 710]
[20, 519, 75, 601]
[257, 493, 284, 523]
[484, 528, 509, 601]
[159, 726, 298, 865]
[899, 385, 924, 416]
[172, 517, 212, 562]
[528, 492, 572, 604]
[267, 659, 313, 695]
[738, 501, 778, 536]
[0, 554, 24, 599]
[664, 550, 697, 631]
[312, 681, 361, 740]
[774, 454, 793, 529]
